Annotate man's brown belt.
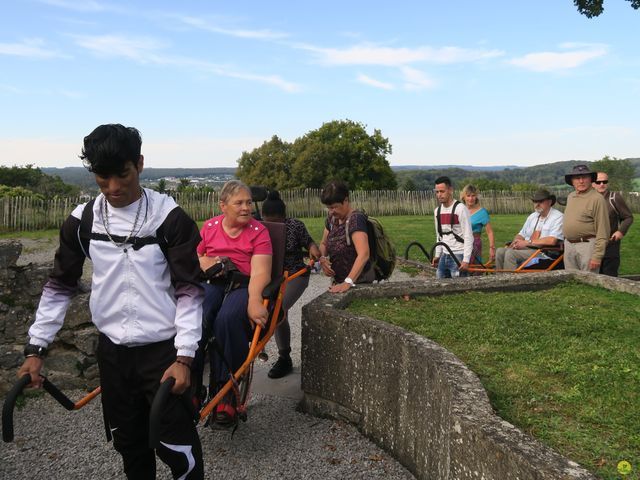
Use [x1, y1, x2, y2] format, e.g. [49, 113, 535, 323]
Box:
[566, 235, 595, 243]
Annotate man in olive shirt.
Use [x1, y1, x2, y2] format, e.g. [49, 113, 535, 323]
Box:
[562, 164, 610, 272]
[593, 171, 634, 276]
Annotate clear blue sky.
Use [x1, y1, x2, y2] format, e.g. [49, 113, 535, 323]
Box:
[1, 0, 638, 169]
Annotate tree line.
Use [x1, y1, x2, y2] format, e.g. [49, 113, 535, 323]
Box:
[3, 121, 639, 199]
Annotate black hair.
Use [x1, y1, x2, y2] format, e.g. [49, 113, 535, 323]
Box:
[434, 176, 452, 187]
[320, 180, 350, 205]
[261, 190, 286, 218]
[80, 124, 142, 176]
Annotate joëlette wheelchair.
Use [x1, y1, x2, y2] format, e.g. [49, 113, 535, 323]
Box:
[404, 240, 564, 274]
[3, 220, 310, 448]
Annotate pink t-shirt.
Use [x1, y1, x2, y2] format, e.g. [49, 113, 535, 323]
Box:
[197, 215, 272, 276]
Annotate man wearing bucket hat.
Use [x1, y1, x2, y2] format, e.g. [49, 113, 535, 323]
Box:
[495, 188, 564, 270]
[562, 164, 610, 272]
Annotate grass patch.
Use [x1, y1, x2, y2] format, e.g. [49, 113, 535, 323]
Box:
[301, 215, 640, 275]
[348, 282, 640, 479]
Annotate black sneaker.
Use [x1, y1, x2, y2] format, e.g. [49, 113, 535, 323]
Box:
[268, 356, 293, 379]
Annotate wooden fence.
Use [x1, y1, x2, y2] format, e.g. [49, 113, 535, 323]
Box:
[2, 190, 639, 232]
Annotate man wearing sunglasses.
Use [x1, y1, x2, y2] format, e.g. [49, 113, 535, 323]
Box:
[593, 172, 634, 276]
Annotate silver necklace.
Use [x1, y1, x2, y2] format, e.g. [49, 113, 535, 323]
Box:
[101, 189, 146, 253]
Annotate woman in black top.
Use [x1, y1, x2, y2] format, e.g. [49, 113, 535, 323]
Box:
[261, 190, 320, 379]
[319, 180, 374, 293]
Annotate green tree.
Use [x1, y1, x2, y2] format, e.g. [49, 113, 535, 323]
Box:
[0, 185, 44, 199]
[574, 0, 639, 17]
[177, 178, 191, 192]
[0, 164, 78, 197]
[590, 155, 635, 191]
[236, 121, 397, 190]
[290, 120, 396, 190]
[460, 177, 512, 192]
[155, 178, 167, 193]
[402, 178, 417, 191]
[512, 182, 542, 192]
[236, 135, 295, 189]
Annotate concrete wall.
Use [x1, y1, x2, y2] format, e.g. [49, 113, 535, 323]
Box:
[301, 272, 639, 479]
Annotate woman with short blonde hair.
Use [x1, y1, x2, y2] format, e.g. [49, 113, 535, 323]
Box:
[460, 184, 495, 263]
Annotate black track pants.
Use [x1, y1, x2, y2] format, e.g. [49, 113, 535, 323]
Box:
[97, 334, 204, 479]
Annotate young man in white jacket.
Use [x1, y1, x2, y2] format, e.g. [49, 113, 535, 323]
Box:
[18, 124, 204, 479]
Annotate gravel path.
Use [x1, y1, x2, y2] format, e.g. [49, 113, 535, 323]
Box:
[2, 239, 416, 480]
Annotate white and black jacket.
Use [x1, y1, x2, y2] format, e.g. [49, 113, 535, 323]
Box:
[28, 189, 204, 357]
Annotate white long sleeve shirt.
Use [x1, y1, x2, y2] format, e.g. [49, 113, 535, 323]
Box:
[433, 201, 474, 263]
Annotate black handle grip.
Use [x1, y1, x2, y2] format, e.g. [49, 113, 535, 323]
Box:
[42, 378, 75, 411]
[430, 242, 461, 266]
[404, 241, 431, 261]
[149, 378, 175, 449]
[2, 374, 32, 442]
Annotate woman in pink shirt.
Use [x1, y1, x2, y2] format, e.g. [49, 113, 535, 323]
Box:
[197, 180, 272, 426]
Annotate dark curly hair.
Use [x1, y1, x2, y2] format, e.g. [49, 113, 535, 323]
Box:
[80, 124, 142, 176]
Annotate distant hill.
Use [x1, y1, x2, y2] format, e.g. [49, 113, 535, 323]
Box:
[43, 159, 640, 192]
[42, 167, 237, 191]
[394, 158, 640, 190]
[392, 165, 521, 172]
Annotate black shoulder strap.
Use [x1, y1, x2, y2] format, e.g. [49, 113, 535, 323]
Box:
[77, 197, 169, 259]
[437, 201, 463, 243]
[78, 198, 96, 259]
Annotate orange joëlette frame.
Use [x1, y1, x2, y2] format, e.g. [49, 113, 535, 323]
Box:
[198, 263, 310, 421]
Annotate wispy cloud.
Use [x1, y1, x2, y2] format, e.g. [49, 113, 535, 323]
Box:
[72, 33, 300, 92]
[172, 15, 288, 40]
[0, 84, 25, 94]
[356, 74, 394, 90]
[509, 43, 608, 72]
[300, 42, 504, 67]
[72, 34, 167, 62]
[401, 67, 436, 91]
[0, 38, 69, 59]
[37, 0, 114, 13]
[0, 83, 86, 99]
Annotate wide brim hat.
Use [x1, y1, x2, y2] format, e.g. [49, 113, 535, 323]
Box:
[564, 164, 597, 186]
[531, 188, 556, 206]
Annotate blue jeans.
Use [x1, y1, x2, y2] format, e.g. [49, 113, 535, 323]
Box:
[437, 254, 467, 279]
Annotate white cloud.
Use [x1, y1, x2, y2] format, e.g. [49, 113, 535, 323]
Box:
[356, 74, 394, 90]
[72, 34, 301, 92]
[401, 67, 436, 91]
[0, 38, 68, 59]
[509, 43, 608, 72]
[301, 42, 504, 67]
[174, 15, 288, 40]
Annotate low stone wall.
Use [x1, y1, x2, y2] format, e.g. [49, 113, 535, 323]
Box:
[300, 272, 639, 479]
[0, 241, 96, 396]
